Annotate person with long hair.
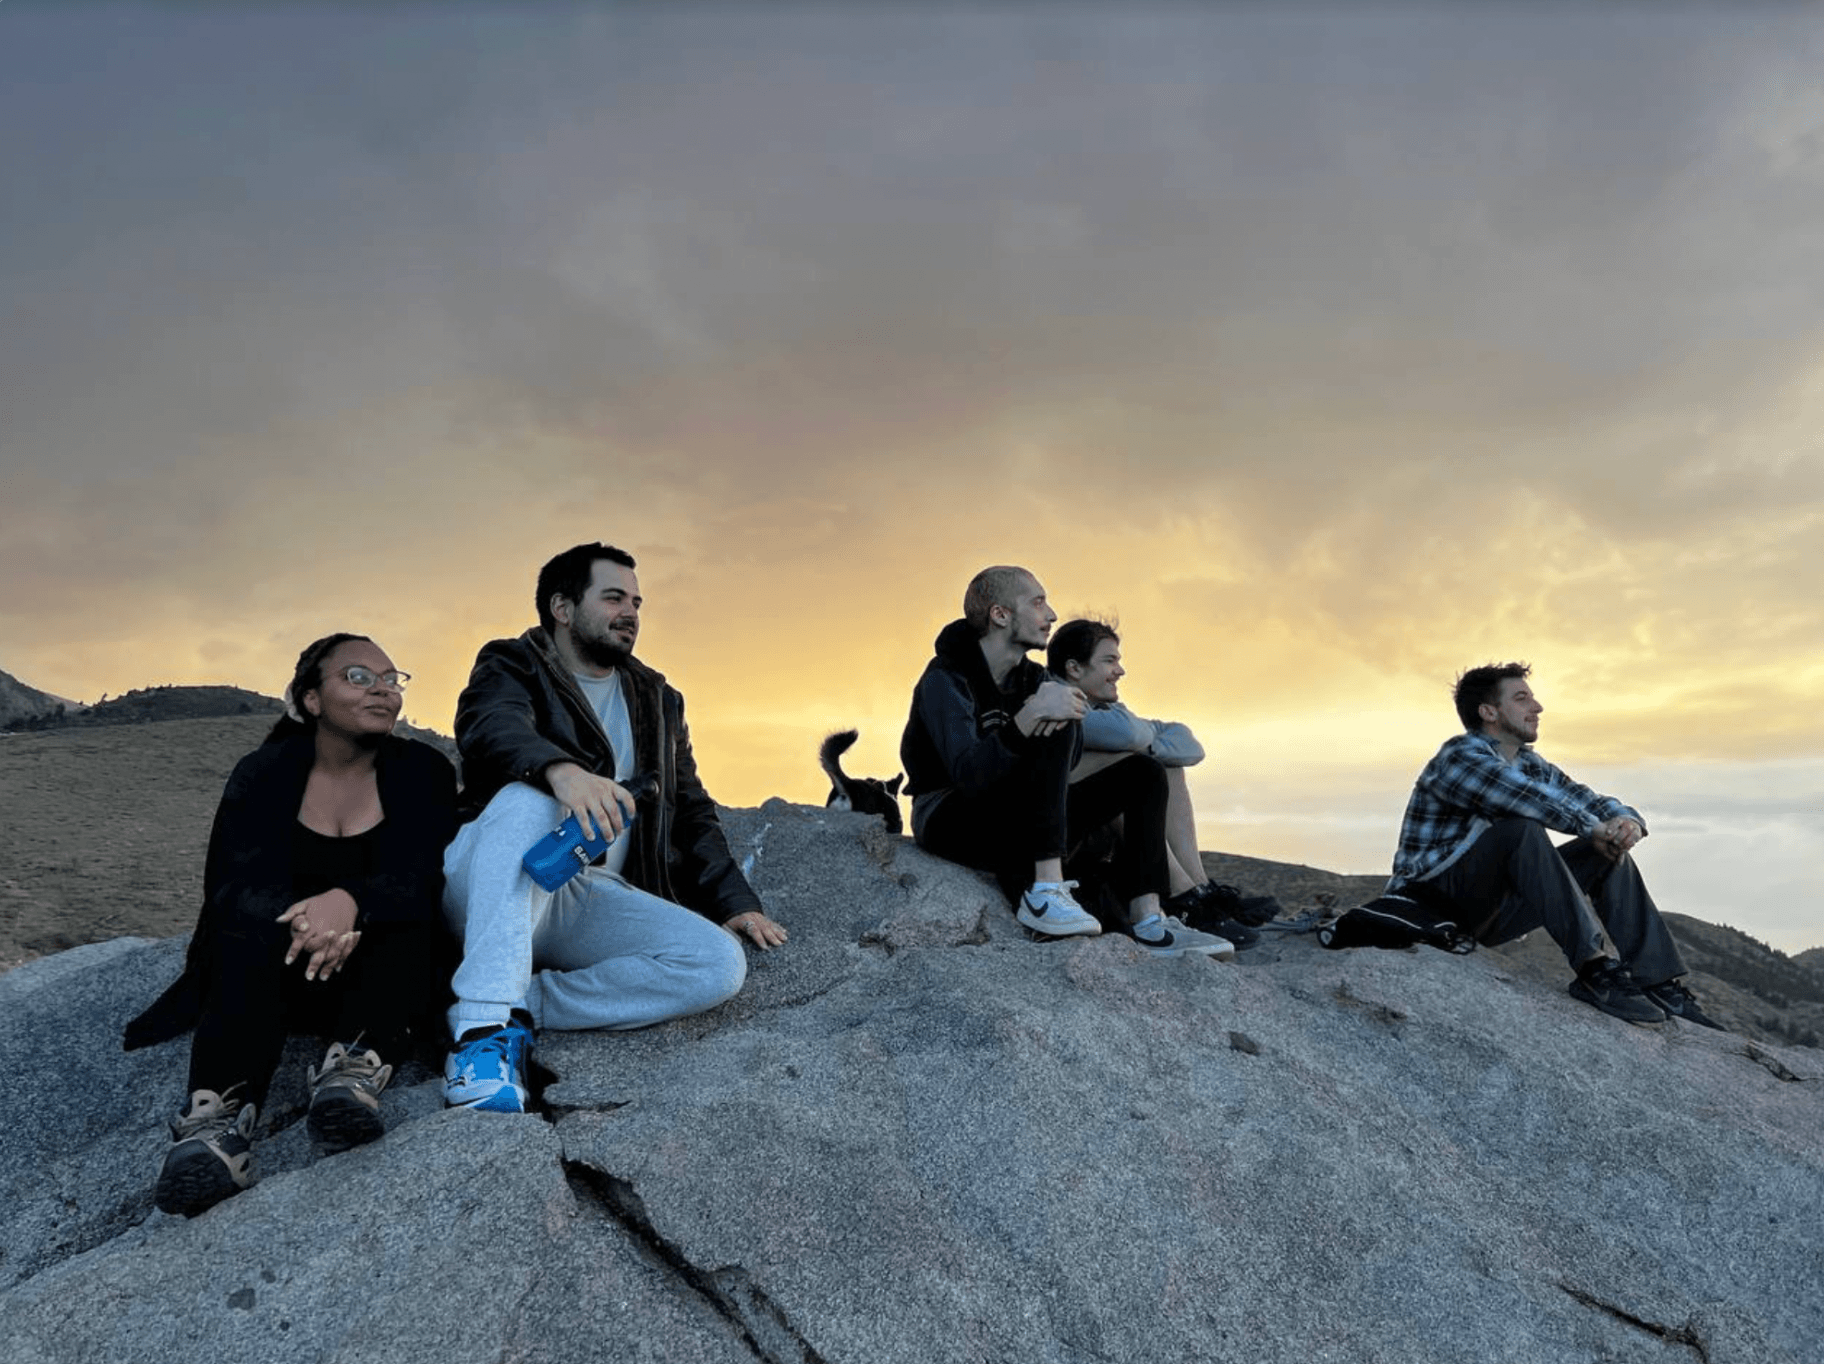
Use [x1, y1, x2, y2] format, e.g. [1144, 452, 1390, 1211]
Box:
[124, 633, 458, 1216]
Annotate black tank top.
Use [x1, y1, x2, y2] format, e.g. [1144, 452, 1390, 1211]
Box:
[290, 820, 384, 898]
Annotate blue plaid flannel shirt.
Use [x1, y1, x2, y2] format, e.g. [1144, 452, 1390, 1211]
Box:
[1388, 732, 1641, 891]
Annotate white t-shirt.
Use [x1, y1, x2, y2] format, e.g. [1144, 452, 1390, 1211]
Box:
[572, 670, 635, 878]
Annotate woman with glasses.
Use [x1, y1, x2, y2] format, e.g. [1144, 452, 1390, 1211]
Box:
[125, 633, 458, 1217]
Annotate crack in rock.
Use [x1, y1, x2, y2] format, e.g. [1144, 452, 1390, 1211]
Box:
[563, 1161, 827, 1364]
[765, 975, 850, 1010]
[1742, 1044, 1808, 1083]
[1558, 1283, 1711, 1362]
[1333, 979, 1409, 1027]
[962, 902, 993, 946]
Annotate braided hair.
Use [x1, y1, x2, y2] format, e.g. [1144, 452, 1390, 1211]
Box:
[264, 632, 372, 744]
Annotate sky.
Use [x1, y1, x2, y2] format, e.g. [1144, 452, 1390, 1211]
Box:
[2, 3, 1819, 952]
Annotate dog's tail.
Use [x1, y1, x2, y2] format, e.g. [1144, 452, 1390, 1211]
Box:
[819, 728, 860, 786]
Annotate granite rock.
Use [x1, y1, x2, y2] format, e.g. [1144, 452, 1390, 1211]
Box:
[4, 801, 1820, 1364]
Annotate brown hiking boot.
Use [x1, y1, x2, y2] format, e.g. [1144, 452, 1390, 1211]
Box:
[307, 1042, 393, 1154]
[154, 1088, 257, 1216]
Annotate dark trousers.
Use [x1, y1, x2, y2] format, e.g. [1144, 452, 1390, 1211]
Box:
[188, 915, 452, 1106]
[1416, 818, 1686, 984]
[920, 742, 1170, 908]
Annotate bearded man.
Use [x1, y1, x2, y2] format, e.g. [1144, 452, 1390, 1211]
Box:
[440, 542, 785, 1112]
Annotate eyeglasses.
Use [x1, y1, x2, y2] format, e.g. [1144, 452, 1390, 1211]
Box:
[338, 665, 410, 692]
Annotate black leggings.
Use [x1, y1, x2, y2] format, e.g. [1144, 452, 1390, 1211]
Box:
[187, 915, 451, 1106]
[921, 746, 1170, 908]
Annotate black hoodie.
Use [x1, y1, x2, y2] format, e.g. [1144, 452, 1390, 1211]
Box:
[899, 618, 1076, 838]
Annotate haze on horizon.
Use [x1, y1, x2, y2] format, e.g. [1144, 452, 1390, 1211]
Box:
[1, 5, 1819, 952]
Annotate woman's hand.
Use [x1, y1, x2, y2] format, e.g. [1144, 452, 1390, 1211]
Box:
[726, 910, 789, 951]
[277, 889, 362, 981]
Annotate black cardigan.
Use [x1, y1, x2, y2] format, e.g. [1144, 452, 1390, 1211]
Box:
[122, 731, 458, 1050]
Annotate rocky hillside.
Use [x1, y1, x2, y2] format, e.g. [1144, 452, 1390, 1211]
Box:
[1, 674, 450, 750]
[77, 682, 284, 726]
[2, 803, 1820, 1364]
[0, 666, 76, 729]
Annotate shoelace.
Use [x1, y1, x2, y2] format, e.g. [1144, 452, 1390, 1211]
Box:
[316, 1042, 389, 1094]
[457, 1029, 524, 1074]
[173, 1086, 248, 1140]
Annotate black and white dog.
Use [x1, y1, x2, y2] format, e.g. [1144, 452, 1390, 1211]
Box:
[819, 729, 904, 834]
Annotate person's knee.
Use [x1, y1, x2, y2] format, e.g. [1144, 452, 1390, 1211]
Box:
[1486, 816, 1550, 855]
[692, 928, 748, 1009]
[1122, 753, 1169, 808]
[477, 781, 562, 830]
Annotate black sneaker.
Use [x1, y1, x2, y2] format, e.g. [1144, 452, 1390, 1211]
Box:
[1169, 885, 1271, 941]
[1568, 959, 1666, 1026]
[1203, 917, 1260, 950]
[1642, 979, 1725, 1031]
[155, 1088, 257, 1216]
[1186, 882, 1281, 928]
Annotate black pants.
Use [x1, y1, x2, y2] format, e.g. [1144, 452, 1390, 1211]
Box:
[920, 743, 1170, 909]
[187, 914, 452, 1105]
[1414, 818, 1686, 984]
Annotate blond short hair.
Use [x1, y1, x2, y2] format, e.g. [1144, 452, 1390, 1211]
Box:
[962, 565, 1034, 636]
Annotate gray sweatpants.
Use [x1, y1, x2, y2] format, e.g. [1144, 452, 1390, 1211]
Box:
[443, 782, 747, 1037]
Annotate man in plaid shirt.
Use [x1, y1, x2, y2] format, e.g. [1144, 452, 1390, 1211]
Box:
[1389, 662, 1721, 1030]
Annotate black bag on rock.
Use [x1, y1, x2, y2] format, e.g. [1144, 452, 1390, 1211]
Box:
[1318, 894, 1477, 955]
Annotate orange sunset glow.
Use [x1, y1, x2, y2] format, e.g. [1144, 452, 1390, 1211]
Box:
[2, 6, 1819, 951]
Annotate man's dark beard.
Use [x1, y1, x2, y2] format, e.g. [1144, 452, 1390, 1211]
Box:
[577, 633, 633, 669]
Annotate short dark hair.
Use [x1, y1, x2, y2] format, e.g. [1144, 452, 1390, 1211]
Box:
[1047, 618, 1119, 678]
[1453, 661, 1531, 731]
[267, 632, 372, 743]
[962, 565, 1034, 636]
[536, 542, 637, 632]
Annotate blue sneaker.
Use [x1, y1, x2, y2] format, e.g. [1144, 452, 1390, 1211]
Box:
[443, 1022, 532, 1113]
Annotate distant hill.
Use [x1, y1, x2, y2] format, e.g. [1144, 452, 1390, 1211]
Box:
[0, 668, 77, 730]
[80, 683, 285, 726]
[1680, 920, 1824, 1048]
[0, 675, 452, 755]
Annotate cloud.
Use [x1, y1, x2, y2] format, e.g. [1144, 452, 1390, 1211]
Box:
[0, 6, 1818, 944]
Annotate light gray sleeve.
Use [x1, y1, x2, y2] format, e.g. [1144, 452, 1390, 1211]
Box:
[1145, 720, 1205, 768]
[1079, 702, 1155, 753]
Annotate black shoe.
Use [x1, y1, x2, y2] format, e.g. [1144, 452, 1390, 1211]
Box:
[1568, 959, 1665, 1026]
[1203, 917, 1260, 950]
[1235, 894, 1282, 927]
[1170, 884, 1276, 939]
[1192, 882, 1281, 927]
[1642, 979, 1725, 1031]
